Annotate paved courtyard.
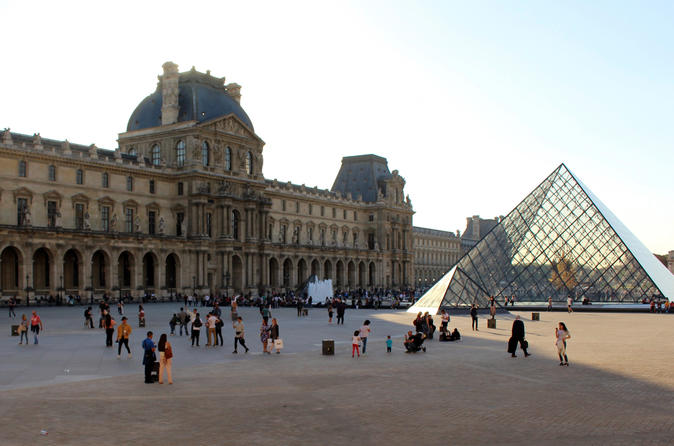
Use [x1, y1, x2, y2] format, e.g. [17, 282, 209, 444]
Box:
[1, 303, 674, 445]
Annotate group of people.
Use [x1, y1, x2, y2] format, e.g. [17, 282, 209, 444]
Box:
[15, 311, 44, 345]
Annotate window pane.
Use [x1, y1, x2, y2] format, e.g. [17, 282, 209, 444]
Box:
[176, 141, 185, 167]
[152, 145, 161, 166]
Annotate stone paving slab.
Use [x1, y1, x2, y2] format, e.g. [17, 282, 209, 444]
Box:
[1, 305, 674, 445]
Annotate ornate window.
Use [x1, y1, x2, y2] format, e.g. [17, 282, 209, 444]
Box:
[225, 146, 232, 170]
[176, 141, 185, 167]
[47, 201, 58, 228]
[75, 203, 85, 229]
[128, 147, 136, 156]
[102, 172, 109, 188]
[18, 160, 26, 177]
[101, 206, 110, 232]
[126, 176, 133, 192]
[245, 151, 253, 175]
[151, 144, 161, 166]
[177, 182, 183, 196]
[149, 179, 156, 194]
[48, 165, 56, 181]
[148, 211, 156, 235]
[202, 141, 210, 167]
[76, 169, 84, 185]
[17, 198, 27, 225]
[125, 208, 134, 233]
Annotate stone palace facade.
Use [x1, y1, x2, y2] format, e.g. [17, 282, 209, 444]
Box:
[0, 62, 417, 301]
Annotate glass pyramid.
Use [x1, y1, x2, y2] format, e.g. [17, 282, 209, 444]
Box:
[410, 164, 674, 313]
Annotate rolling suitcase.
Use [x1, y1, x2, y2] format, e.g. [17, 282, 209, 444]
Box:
[507, 336, 517, 354]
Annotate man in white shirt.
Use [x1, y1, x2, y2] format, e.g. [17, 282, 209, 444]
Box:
[206, 312, 217, 346]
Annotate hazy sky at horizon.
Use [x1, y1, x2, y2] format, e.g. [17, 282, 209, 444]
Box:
[1, 0, 672, 253]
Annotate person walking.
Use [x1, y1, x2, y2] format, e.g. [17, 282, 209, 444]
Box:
[352, 330, 361, 358]
[547, 296, 553, 312]
[138, 305, 146, 327]
[260, 317, 271, 354]
[555, 322, 571, 366]
[177, 307, 188, 336]
[157, 334, 173, 384]
[191, 312, 202, 347]
[30, 311, 44, 344]
[359, 320, 371, 354]
[232, 316, 249, 354]
[169, 314, 178, 336]
[84, 306, 94, 329]
[386, 335, 393, 353]
[296, 298, 303, 317]
[206, 312, 217, 347]
[104, 313, 116, 347]
[215, 315, 224, 346]
[567, 296, 573, 313]
[117, 300, 124, 316]
[336, 300, 346, 325]
[117, 316, 132, 358]
[269, 318, 281, 354]
[18, 314, 28, 344]
[142, 331, 156, 384]
[509, 315, 530, 358]
[328, 302, 334, 324]
[470, 304, 478, 331]
[8, 296, 16, 318]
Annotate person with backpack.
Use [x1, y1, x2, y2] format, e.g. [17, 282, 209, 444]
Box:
[84, 307, 94, 329]
[191, 312, 203, 347]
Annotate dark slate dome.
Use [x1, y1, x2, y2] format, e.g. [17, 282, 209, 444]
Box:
[127, 70, 253, 132]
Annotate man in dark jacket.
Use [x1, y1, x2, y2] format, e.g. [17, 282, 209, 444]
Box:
[336, 300, 346, 325]
[510, 315, 530, 358]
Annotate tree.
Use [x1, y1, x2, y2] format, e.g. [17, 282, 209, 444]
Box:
[549, 251, 578, 291]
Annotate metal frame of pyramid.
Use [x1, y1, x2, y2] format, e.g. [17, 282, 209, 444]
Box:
[409, 164, 674, 314]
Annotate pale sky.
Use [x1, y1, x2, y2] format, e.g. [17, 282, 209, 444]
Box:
[1, 0, 672, 253]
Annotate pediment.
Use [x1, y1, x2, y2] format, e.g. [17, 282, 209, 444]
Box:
[71, 193, 90, 203]
[204, 115, 263, 143]
[43, 190, 63, 206]
[122, 199, 139, 208]
[13, 187, 34, 204]
[97, 196, 116, 206]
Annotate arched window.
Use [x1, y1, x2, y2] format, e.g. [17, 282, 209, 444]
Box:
[48, 165, 56, 181]
[176, 140, 185, 167]
[225, 146, 232, 171]
[128, 147, 136, 156]
[202, 141, 210, 167]
[76, 169, 84, 185]
[151, 144, 161, 166]
[245, 151, 253, 175]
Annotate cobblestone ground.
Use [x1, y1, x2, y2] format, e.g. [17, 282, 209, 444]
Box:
[1, 305, 673, 445]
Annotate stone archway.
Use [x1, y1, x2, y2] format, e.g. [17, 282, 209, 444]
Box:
[33, 247, 52, 291]
[142, 252, 158, 289]
[311, 259, 320, 278]
[1, 246, 22, 291]
[231, 255, 243, 292]
[358, 261, 366, 288]
[297, 258, 307, 285]
[165, 253, 180, 289]
[369, 262, 376, 287]
[63, 248, 82, 290]
[323, 259, 332, 281]
[282, 258, 293, 288]
[347, 261, 356, 288]
[118, 251, 135, 290]
[269, 257, 279, 288]
[92, 250, 109, 290]
[336, 260, 344, 288]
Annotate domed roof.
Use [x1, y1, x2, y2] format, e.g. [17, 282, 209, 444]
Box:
[126, 70, 253, 132]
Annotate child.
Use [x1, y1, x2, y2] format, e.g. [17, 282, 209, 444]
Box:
[386, 335, 392, 353]
[352, 330, 361, 358]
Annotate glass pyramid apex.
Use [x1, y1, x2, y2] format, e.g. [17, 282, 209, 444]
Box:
[409, 163, 674, 314]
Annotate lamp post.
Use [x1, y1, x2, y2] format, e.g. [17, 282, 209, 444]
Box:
[59, 274, 63, 302]
[192, 275, 196, 294]
[25, 274, 30, 307]
[225, 271, 230, 298]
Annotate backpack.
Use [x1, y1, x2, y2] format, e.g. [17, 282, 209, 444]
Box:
[193, 318, 202, 328]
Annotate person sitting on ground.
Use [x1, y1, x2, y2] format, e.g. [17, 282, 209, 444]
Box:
[404, 330, 426, 353]
[450, 328, 461, 341]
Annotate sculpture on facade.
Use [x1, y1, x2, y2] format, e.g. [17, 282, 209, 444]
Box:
[54, 211, 62, 229]
[180, 218, 187, 238]
[292, 226, 300, 244]
[83, 212, 91, 230]
[158, 217, 165, 235]
[135, 216, 141, 233]
[110, 213, 118, 232]
[22, 206, 32, 226]
[217, 180, 230, 195]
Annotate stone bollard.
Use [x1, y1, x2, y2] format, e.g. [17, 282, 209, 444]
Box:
[487, 318, 496, 329]
[322, 339, 334, 355]
[532, 312, 540, 321]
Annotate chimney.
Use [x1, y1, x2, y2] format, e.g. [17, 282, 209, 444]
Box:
[161, 61, 179, 125]
[226, 83, 241, 103]
[472, 216, 480, 239]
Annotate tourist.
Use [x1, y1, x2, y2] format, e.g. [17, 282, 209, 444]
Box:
[232, 316, 249, 353]
[8, 296, 16, 318]
[177, 307, 188, 336]
[567, 296, 573, 313]
[206, 312, 217, 346]
[215, 315, 224, 346]
[191, 312, 202, 346]
[157, 333, 173, 384]
[352, 330, 361, 358]
[117, 316, 132, 359]
[547, 296, 553, 312]
[260, 316, 271, 354]
[404, 330, 426, 353]
[84, 306, 94, 329]
[18, 314, 28, 344]
[269, 318, 281, 354]
[296, 298, 303, 317]
[386, 335, 392, 353]
[231, 297, 238, 322]
[117, 300, 124, 315]
[425, 313, 436, 339]
[138, 305, 145, 327]
[142, 331, 156, 384]
[470, 304, 478, 331]
[413, 312, 423, 332]
[328, 302, 334, 324]
[169, 313, 178, 336]
[509, 315, 530, 358]
[30, 310, 44, 344]
[360, 320, 371, 354]
[511, 295, 516, 306]
[104, 313, 116, 347]
[440, 309, 449, 333]
[336, 299, 346, 325]
[555, 322, 571, 366]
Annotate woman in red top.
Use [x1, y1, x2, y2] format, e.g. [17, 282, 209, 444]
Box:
[30, 311, 44, 345]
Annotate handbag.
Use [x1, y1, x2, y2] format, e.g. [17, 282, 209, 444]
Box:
[522, 339, 529, 349]
[274, 339, 284, 349]
[165, 345, 173, 359]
